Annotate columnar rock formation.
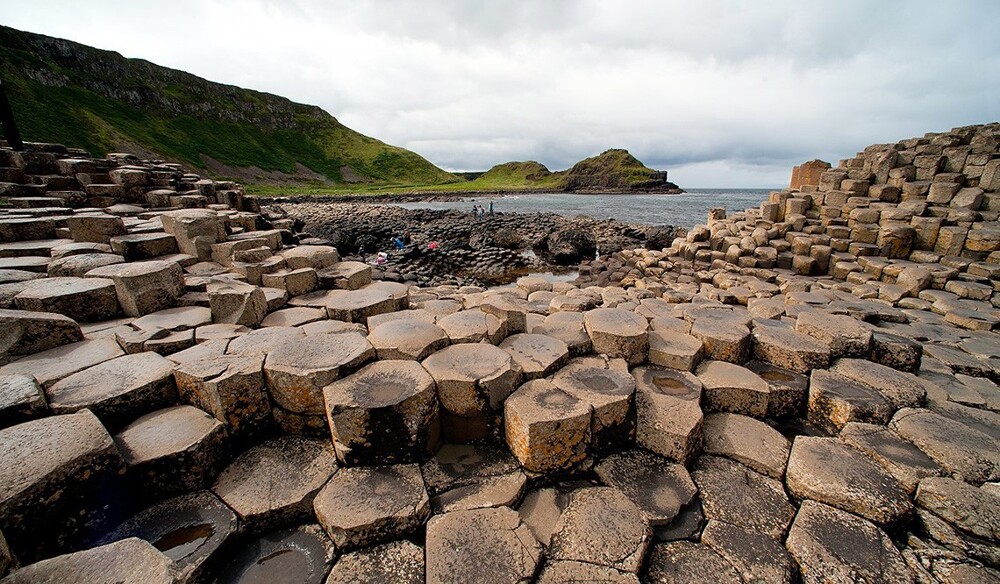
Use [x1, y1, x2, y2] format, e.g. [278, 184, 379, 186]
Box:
[0, 126, 998, 583]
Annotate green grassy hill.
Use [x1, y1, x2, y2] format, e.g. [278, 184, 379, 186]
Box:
[0, 25, 458, 187]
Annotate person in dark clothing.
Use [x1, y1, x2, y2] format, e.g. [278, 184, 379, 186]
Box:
[489, 201, 494, 216]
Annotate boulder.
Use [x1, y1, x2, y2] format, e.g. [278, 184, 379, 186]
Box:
[0, 308, 82, 362]
[14, 277, 119, 322]
[174, 354, 271, 439]
[696, 360, 771, 418]
[552, 363, 636, 452]
[583, 308, 649, 365]
[160, 209, 224, 261]
[368, 320, 449, 361]
[207, 280, 267, 326]
[91, 260, 185, 317]
[0, 374, 46, 429]
[546, 229, 597, 264]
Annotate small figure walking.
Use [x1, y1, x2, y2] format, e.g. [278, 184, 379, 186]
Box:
[489, 201, 494, 216]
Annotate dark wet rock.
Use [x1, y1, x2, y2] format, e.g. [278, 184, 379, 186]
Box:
[0, 410, 126, 563]
[215, 524, 336, 584]
[547, 229, 596, 265]
[0, 538, 175, 584]
[99, 490, 237, 583]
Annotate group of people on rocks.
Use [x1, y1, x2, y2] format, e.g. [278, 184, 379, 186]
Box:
[471, 200, 494, 219]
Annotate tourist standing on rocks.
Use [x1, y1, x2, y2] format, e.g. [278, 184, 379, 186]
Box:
[489, 201, 494, 216]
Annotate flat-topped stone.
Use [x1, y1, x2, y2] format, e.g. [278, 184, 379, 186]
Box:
[259, 306, 325, 328]
[426, 506, 542, 584]
[786, 436, 912, 529]
[0, 308, 82, 362]
[174, 353, 271, 439]
[0, 538, 174, 584]
[66, 213, 126, 244]
[692, 455, 795, 539]
[632, 366, 703, 464]
[549, 487, 650, 573]
[420, 442, 526, 514]
[751, 323, 831, 374]
[423, 343, 522, 418]
[648, 329, 704, 371]
[115, 405, 227, 499]
[303, 286, 396, 324]
[703, 412, 790, 479]
[696, 360, 771, 418]
[132, 305, 212, 332]
[786, 501, 912, 584]
[796, 310, 873, 358]
[207, 280, 267, 326]
[0, 337, 125, 389]
[583, 308, 649, 365]
[504, 379, 591, 472]
[90, 260, 185, 317]
[552, 362, 636, 452]
[213, 436, 337, 531]
[0, 374, 46, 429]
[14, 276, 118, 322]
[313, 463, 429, 550]
[326, 540, 424, 584]
[499, 333, 570, 380]
[368, 319, 449, 361]
[324, 360, 439, 466]
[890, 407, 1000, 484]
[534, 311, 592, 355]
[747, 361, 809, 418]
[644, 541, 743, 584]
[594, 449, 696, 526]
[829, 358, 926, 409]
[436, 309, 505, 344]
[47, 252, 124, 277]
[46, 351, 176, 429]
[690, 316, 750, 363]
[808, 369, 894, 434]
[226, 325, 304, 356]
[320, 260, 372, 290]
[264, 330, 374, 415]
[0, 410, 125, 563]
[109, 232, 178, 261]
[839, 422, 945, 495]
[98, 490, 236, 583]
[701, 520, 797, 583]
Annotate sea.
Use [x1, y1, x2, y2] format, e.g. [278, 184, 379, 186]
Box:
[387, 188, 775, 229]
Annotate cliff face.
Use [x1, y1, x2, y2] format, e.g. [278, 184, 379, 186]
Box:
[0, 26, 457, 186]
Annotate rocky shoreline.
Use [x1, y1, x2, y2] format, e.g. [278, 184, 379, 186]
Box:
[0, 124, 997, 583]
[269, 200, 682, 287]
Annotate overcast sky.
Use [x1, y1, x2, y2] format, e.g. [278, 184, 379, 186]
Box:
[3, 1, 1000, 187]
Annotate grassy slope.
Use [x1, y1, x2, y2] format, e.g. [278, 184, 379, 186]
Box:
[0, 26, 457, 186]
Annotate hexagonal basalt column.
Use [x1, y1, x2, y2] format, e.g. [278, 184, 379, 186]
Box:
[324, 360, 440, 466]
[504, 379, 591, 473]
[426, 507, 542, 584]
[313, 463, 429, 551]
[583, 308, 649, 365]
[0, 410, 126, 563]
[213, 436, 338, 531]
[367, 320, 449, 361]
[552, 363, 636, 453]
[14, 277, 119, 322]
[631, 366, 703, 464]
[422, 343, 521, 442]
[114, 405, 228, 500]
[264, 331, 374, 416]
[499, 333, 570, 380]
[174, 354, 271, 440]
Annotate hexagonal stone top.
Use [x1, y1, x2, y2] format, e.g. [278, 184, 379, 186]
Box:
[114, 405, 224, 466]
[549, 486, 651, 573]
[0, 537, 174, 584]
[131, 306, 212, 332]
[264, 331, 375, 414]
[46, 351, 176, 421]
[499, 333, 570, 380]
[422, 344, 522, 415]
[0, 410, 115, 507]
[426, 506, 542, 584]
[368, 320, 449, 361]
[212, 436, 338, 527]
[313, 463, 429, 551]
